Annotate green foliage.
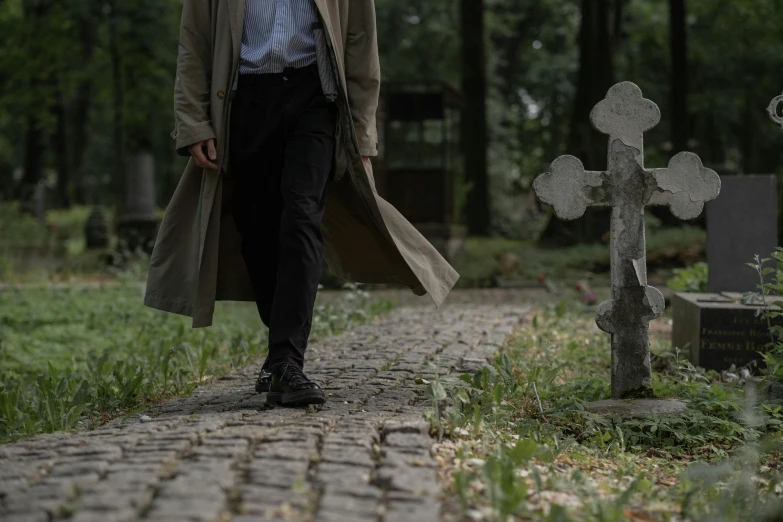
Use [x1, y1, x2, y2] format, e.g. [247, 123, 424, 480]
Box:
[454, 225, 707, 285]
[0, 0, 182, 202]
[3, 0, 781, 229]
[667, 262, 709, 292]
[0, 284, 392, 442]
[0, 203, 51, 247]
[745, 251, 783, 383]
[431, 303, 783, 520]
[47, 206, 113, 242]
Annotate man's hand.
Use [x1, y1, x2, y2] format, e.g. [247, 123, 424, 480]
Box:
[189, 139, 219, 170]
[362, 156, 370, 169]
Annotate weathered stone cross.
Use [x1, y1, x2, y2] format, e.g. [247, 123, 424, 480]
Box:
[534, 82, 721, 400]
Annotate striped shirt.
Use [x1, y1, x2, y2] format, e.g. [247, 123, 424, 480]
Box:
[239, 0, 319, 75]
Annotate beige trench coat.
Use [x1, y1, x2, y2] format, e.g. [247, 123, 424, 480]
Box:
[144, 0, 459, 327]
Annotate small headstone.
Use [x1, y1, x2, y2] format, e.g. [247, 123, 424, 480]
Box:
[33, 182, 46, 225]
[534, 82, 721, 401]
[84, 207, 110, 250]
[123, 152, 156, 221]
[706, 175, 778, 293]
[672, 292, 781, 373]
[117, 152, 158, 254]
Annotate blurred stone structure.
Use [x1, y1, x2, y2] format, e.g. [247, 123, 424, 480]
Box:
[373, 84, 466, 262]
[117, 152, 159, 255]
[84, 207, 109, 250]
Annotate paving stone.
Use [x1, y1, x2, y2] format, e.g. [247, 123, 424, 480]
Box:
[0, 512, 51, 522]
[317, 510, 379, 522]
[231, 516, 289, 522]
[383, 432, 433, 449]
[319, 492, 379, 514]
[384, 499, 440, 522]
[237, 484, 309, 510]
[70, 508, 140, 522]
[376, 465, 439, 496]
[320, 444, 374, 467]
[48, 460, 109, 478]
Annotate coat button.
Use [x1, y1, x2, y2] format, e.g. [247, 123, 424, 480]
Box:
[217, 90, 225, 99]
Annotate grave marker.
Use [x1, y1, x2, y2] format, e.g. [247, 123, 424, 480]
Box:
[706, 175, 777, 293]
[117, 152, 159, 254]
[534, 82, 721, 400]
[84, 207, 110, 250]
[672, 292, 782, 373]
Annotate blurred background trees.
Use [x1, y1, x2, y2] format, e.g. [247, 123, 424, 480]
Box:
[0, 0, 781, 243]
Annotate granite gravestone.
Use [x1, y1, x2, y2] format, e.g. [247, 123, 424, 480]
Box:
[117, 152, 158, 254]
[533, 81, 720, 403]
[706, 175, 778, 293]
[84, 207, 109, 250]
[672, 292, 781, 373]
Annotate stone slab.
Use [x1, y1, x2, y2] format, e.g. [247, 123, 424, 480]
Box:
[672, 292, 781, 372]
[706, 174, 778, 293]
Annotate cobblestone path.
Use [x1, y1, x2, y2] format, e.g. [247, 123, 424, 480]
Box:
[0, 303, 527, 522]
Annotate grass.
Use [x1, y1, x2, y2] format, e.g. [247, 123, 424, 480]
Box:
[453, 225, 706, 287]
[0, 282, 392, 443]
[0, 203, 168, 282]
[426, 300, 783, 521]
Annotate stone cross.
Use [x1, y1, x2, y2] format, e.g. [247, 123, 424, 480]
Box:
[768, 92, 783, 129]
[533, 82, 721, 400]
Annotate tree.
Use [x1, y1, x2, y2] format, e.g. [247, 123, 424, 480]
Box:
[18, 0, 52, 214]
[669, 0, 688, 153]
[460, 0, 490, 235]
[539, 0, 625, 245]
[646, 0, 689, 227]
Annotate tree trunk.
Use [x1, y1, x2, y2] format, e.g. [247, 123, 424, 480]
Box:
[540, 0, 623, 246]
[53, 82, 71, 208]
[669, 0, 688, 153]
[648, 0, 690, 227]
[566, 0, 618, 170]
[19, 0, 50, 214]
[20, 114, 46, 214]
[70, 15, 97, 205]
[110, 8, 126, 220]
[460, 0, 490, 235]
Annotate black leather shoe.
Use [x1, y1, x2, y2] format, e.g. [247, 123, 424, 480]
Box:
[255, 369, 272, 393]
[265, 364, 325, 407]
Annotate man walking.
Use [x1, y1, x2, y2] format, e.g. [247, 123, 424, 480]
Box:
[144, 0, 459, 407]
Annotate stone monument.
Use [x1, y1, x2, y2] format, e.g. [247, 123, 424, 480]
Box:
[534, 82, 721, 406]
[706, 175, 777, 293]
[84, 207, 110, 250]
[117, 152, 158, 255]
[672, 292, 782, 373]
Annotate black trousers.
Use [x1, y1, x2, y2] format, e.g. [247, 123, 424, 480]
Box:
[229, 64, 337, 370]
